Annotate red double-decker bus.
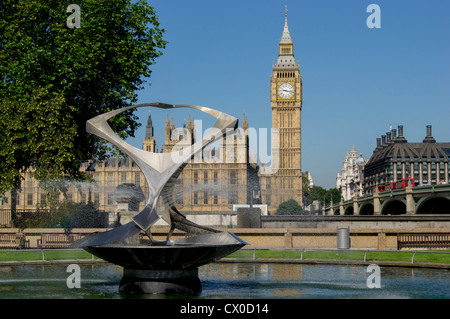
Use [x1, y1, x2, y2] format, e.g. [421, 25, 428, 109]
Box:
[377, 178, 414, 193]
[393, 178, 415, 189]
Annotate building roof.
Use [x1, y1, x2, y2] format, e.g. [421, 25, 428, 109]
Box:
[365, 125, 450, 170]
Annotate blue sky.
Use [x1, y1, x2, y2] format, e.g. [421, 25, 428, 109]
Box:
[127, 0, 450, 189]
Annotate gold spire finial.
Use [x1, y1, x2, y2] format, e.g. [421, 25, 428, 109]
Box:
[285, 5, 288, 17]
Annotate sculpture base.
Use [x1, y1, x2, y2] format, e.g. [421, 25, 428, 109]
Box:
[119, 268, 201, 294]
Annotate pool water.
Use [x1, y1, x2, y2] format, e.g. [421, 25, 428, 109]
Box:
[0, 262, 448, 299]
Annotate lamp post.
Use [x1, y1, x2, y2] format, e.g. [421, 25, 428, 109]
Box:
[250, 189, 260, 208]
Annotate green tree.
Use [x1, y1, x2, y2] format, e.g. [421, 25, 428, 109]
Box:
[0, 0, 166, 223]
[276, 199, 303, 215]
[308, 186, 327, 204]
[327, 188, 341, 205]
[0, 89, 80, 224]
[302, 175, 312, 205]
[307, 186, 341, 206]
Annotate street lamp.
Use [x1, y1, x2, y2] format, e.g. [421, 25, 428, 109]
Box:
[250, 189, 260, 208]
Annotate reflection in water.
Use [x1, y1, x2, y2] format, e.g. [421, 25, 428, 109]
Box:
[272, 288, 304, 298]
[0, 263, 447, 299]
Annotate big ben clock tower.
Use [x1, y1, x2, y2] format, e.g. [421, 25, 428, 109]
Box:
[265, 7, 303, 212]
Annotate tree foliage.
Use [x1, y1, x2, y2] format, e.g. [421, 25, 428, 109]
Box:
[276, 199, 303, 215]
[0, 89, 78, 185]
[306, 186, 341, 206]
[0, 0, 166, 195]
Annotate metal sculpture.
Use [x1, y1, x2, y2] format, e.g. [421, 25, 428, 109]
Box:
[73, 103, 247, 294]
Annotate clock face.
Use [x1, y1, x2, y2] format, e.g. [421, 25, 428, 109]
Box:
[278, 83, 294, 99]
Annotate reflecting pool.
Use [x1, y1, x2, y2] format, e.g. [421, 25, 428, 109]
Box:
[0, 262, 448, 299]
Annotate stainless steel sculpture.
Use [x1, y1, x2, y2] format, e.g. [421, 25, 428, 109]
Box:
[73, 102, 246, 294]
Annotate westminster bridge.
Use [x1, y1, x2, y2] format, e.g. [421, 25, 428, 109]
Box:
[326, 184, 450, 215]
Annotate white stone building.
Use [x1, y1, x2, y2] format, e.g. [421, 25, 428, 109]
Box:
[336, 146, 367, 201]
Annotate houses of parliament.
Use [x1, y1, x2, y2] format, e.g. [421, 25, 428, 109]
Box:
[1, 11, 303, 216]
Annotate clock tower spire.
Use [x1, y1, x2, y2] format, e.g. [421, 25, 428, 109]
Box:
[279, 5, 294, 56]
[274, 6, 299, 72]
[265, 6, 303, 213]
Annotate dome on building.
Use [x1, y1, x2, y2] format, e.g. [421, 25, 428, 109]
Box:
[356, 154, 365, 165]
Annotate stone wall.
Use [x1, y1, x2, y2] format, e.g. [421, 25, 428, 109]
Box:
[261, 215, 450, 229]
[3, 226, 449, 250]
[226, 228, 449, 250]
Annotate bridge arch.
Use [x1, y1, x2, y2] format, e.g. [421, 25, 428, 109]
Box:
[416, 197, 450, 214]
[333, 208, 340, 215]
[344, 206, 354, 215]
[359, 203, 374, 215]
[381, 199, 406, 215]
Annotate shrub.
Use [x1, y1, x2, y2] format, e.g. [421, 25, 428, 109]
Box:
[276, 199, 303, 215]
